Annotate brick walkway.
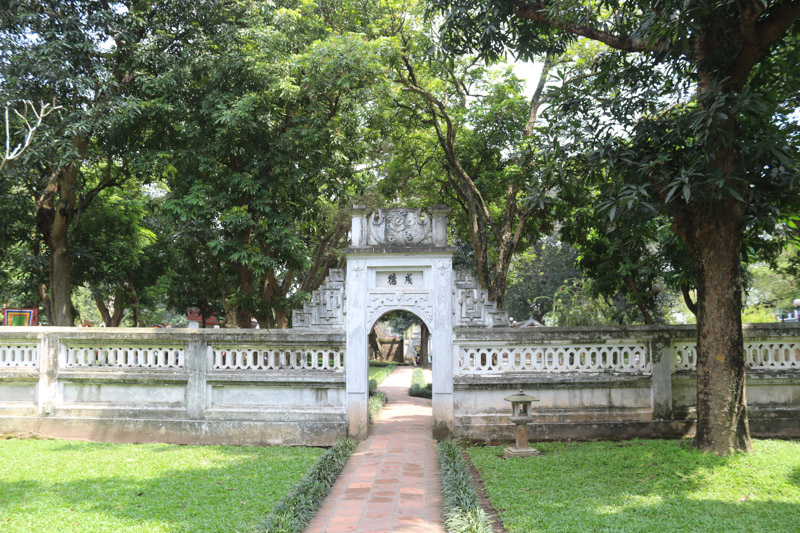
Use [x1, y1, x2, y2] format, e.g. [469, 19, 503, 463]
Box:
[305, 366, 444, 533]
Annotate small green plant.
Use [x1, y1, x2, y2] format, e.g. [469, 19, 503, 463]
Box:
[438, 438, 493, 533]
[368, 391, 388, 422]
[409, 367, 432, 398]
[261, 438, 358, 533]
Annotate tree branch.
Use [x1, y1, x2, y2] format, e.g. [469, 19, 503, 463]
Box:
[513, 2, 672, 54]
[732, 0, 800, 89]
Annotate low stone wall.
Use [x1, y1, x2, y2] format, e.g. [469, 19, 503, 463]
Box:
[452, 324, 800, 442]
[0, 328, 346, 446]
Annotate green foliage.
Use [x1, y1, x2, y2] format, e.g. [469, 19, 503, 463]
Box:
[380, 310, 422, 337]
[505, 237, 580, 322]
[368, 391, 388, 422]
[0, 437, 322, 533]
[437, 438, 493, 533]
[741, 305, 778, 324]
[746, 254, 800, 310]
[154, 0, 388, 326]
[409, 367, 432, 399]
[467, 439, 800, 532]
[261, 438, 358, 533]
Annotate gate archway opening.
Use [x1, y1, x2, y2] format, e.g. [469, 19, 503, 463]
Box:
[293, 205, 509, 440]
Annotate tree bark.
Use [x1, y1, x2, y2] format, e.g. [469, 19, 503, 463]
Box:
[109, 285, 126, 327]
[368, 329, 382, 360]
[419, 322, 431, 369]
[235, 266, 254, 328]
[94, 293, 112, 326]
[38, 283, 52, 325]
[34, 136, 88, 326]
[677, 206, 752, 454]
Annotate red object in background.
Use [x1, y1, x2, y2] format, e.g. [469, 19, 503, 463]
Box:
[187, 307, 219, 326]
[2, 308, 38, 326]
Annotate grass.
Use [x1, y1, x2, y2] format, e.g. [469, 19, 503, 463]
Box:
[260, 438, 357, 532]
[368, 361, 397, 391]
[438, 438, 493, 533]
[467, 438, 800, 533]
[0, 437, 323, 533]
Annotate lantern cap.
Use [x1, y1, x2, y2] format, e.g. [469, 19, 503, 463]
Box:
[504, 389, 538, 403]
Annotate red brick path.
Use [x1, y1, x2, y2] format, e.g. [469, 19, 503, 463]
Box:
[305, 366, 445, 533]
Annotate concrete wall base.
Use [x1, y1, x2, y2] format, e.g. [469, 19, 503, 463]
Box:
[0, 415, 346, 447]
[455, 415, 800, 444]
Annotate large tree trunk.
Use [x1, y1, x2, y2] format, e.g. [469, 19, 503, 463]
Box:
[35, 138, 88, 326]
[109, 285, 126, 327]
[235, 266, 254, 328]
[48, 217, 74, 326]
[678, 207, 752, 454]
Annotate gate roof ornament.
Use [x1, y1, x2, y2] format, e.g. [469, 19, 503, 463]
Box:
[349, 205, 452, 250]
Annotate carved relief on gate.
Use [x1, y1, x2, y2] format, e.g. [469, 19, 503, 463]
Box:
[292, 269, 346, 329]
[453, 270, 509, 327]
[366, 291, 433, 328]
[367, 208, 432, 245]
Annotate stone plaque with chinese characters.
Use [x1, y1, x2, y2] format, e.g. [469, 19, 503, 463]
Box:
[375, 270, 423, 288]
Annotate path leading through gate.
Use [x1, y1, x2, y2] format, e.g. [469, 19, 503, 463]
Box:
[305, 366, 445, 533]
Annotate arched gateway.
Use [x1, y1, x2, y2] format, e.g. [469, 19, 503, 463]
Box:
[292, 205, 508, 439]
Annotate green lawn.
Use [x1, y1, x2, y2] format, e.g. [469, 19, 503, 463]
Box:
[0, 438, 323, 532]
[468, 439, 800, 533]
[368, 361, 397, 386]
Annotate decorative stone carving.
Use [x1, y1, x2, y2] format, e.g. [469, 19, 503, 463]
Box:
[292, 269, 346, 329]
[367, 208, 432, 245]
[453, 270, 509, 328]
[366, 291, 433, 327]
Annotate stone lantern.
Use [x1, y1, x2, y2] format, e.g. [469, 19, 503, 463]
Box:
[503, 389, 541, 458]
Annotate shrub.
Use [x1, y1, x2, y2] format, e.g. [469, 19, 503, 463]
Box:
[408, 367, 432, 398]
[261, 438, 358, 533]
[368, 391, 387, 422]
[437, 438, 493, 533]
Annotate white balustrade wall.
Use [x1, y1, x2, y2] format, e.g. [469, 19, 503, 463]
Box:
[1, 324, 799, 445]
[209, 346, 344, 371]
[0, 343, 38, 368]
[458, 342, 651, 374]
[452, 324, 800, 442]
[0, 328, 346, 446]
[673, 341, 800, 371]
[62, 344, 185, 369]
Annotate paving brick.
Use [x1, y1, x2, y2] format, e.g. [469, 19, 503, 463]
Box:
[303, 367, 445, 533]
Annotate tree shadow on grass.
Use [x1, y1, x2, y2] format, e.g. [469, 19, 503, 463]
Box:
[0, 442, 322, 532]
[470, 439, 800, 533]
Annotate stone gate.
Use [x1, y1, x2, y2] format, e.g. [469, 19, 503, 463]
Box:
[292, 205, 508, 439]
[1, 206, 799, 445]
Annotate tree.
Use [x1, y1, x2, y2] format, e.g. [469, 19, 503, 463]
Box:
[152, 1, 384, 327]
[504, 237, 580, 323]
[70, 180, 168, 327]
[1, 0, 233, 325]
[428, 1, 800, 454]
[379, 19, 556, 307]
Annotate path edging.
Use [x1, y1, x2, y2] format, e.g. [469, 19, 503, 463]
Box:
[260, 438, 357, 532]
